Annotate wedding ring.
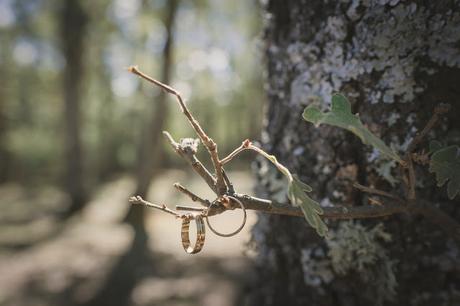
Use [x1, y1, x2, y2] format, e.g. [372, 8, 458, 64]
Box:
[181, 214, 206, 254]
[205, 195, 247, 237]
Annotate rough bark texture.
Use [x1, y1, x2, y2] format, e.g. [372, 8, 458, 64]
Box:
[60, 0, 88, 215]
[249, 1, 460, 305]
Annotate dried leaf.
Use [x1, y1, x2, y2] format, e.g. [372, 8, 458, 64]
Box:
[303, 94, 403, 164]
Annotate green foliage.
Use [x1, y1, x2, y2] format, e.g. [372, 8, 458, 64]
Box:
[258, 148, 327, 236]
[429, 140, 443, 153]
[287, 176, 327, 237]
[303, 94, 403, 164]
[429, 145, 460, 199]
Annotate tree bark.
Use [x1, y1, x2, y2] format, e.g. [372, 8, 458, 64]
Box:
[60, 0, 88, 215]
[250, 1, 460, 305]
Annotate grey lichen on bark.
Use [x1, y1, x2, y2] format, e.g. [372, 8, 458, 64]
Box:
[250, 1, 460, 305]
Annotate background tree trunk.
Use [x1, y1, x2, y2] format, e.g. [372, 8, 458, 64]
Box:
[250, 1, 460, 305]
[84, 2, 179, 306]
[0, 62, 8, 183]
[60, 0, 88, 216]
[125, 0, 179, 260]
[127, 0, 179, 239]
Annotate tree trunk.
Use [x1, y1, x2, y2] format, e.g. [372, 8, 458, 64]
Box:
[84, 2, 179, 306]
[0, 56, 8, 183]
[250, 1, 460, 305]
[128, 0, 179, 232]
[126, 0, 179, 250]
[60, 0, 88, 215]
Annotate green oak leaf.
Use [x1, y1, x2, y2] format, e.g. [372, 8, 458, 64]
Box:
[287, 176, 328, 237]
[429, 145, 460, 199]
[429, 140, 443, 154]
[257, 148, 327, 236]
[303, 94, 403, 164]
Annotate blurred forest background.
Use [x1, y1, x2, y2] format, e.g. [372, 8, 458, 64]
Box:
[0, 0, 264, 305]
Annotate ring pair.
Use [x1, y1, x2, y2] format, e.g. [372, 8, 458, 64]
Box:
[181, 195, 246, 254]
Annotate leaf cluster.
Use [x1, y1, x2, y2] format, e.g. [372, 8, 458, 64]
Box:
[301, 94, 458, 203]
[266, 94, 457, 236]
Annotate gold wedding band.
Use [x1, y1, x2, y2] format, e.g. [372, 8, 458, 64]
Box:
[181, 215, 206, 254]
[205, 195, 247, 237]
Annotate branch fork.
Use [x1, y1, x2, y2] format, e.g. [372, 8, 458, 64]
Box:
[128, 66, 460, 244]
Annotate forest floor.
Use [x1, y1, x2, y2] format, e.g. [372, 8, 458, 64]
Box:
[0, 170, 257, 306]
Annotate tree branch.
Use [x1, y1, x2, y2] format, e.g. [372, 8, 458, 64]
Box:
[163, 131, 217, 194]
[129, 66, 227, 196]
[129, 196, 182, 218]
[220, 140, 293, 180]
[176, 205, 207, 212]
[406, 156, 416, 200]
[173, 182, 210, 207]
[220, 140, 248, 165]
[129, 70, 459, 244]
[402, 103, 450, 201]
[229, 193, 408, 219]
[353, 183, 405, 203]
[221, 169, 235, 194]
[204, 194, 460, 243]
[406, 103, 450, 154]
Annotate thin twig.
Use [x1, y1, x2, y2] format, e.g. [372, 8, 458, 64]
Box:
[221, 169, 235, 194]
[173, 182, 210, 207]
[353, 183, 404, 203]
[221, 140, 293, 181]
[234, 195, 460, 243]
[402, 104, 449, 200]
[220, 141, 248, 165]
[132, 190, 460, 243]
[406, 103, 450, 154]
[250, 144, 292, 179]
[210, 152, 227, 196]
[411, 151, 430, 165]
[369, 197, 384, 206]
[406, 157, 416, 200]
[399, 165, 409, 195]
[132, 189, 459, 240]
[163, 131, 217, 194]
[176, 205, 207, 212]
[213, 194, 460, 243]
[229, 193, 407, 219]
[129, 66, 227, 196]
[129, 196, 181, 217]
